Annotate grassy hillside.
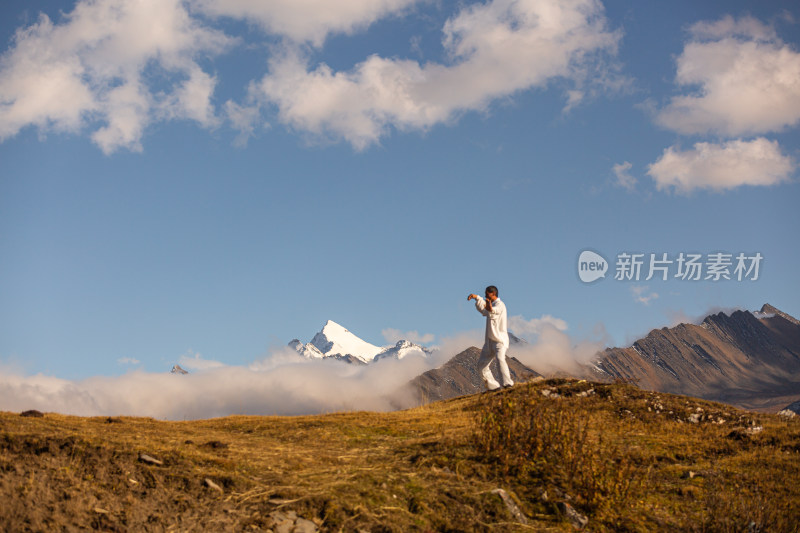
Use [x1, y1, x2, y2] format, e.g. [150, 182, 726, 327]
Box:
[2, 379, 799, 532]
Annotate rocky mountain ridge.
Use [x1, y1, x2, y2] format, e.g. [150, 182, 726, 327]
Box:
[590, 303, 800, 412]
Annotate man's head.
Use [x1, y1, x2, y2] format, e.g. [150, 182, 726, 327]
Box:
[485, 285, 499, 301]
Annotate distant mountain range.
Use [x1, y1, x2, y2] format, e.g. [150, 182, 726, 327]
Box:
[171, 304, 800, 414]
[588, 303, 800, 413]
[288, 307, 800, 413]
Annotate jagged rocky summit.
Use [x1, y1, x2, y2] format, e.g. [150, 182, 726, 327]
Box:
[589, 303, 800, 413]
[170, 364, 188, 375]
[289, 320, 432, 364]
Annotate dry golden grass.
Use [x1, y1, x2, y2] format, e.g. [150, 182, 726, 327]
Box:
[1, 379, 799, 532]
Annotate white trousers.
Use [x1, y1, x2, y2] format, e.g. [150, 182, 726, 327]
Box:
[478, 341, 513, 390]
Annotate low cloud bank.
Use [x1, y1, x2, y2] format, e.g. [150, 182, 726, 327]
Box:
[0, 319, 609, 419]
[0, 349, 434, 420]
[509, 322, 610, 377]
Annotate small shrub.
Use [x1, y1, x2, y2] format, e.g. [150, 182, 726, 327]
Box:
[473, 385, 643, 515]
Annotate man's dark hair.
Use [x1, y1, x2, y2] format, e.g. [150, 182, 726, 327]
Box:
[485, 285, 498, 296]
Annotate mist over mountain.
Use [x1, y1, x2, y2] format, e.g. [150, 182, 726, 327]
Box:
[588, 303, 800, 412]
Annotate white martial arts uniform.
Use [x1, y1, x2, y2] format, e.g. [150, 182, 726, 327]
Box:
[474, 295, 513, 390]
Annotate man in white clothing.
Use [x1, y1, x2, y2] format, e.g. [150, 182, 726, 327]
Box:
[467, 285, 514, 391]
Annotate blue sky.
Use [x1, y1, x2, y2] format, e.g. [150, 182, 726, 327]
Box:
[1, 0, 799, 385]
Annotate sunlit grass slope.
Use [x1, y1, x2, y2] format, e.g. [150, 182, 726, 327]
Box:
[2, 379, 799, 531]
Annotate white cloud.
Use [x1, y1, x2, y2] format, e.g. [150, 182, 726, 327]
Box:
[612, 161, 636, 191]
[117, 357, 141, 365]
[509, 321, 609, 376]
[381, 328, 435, 345]
[508, 314, 568, 338]
[224, 99, 264, 147]
[0, 344, 435, 419]
[91, 81, 150, 153]
[0, 0, 622, 152]
[630, 285, 658, 305]
[254, 0, 620, 149]
[191, 0, 420, 47]
[160, 67, 220, 127]
[563, 89, 585, 113]
[656, 15, 800, 136]
[502, 313, 611, 377]
[0, 0, 233, 153]
[178, 350, 226, 371]
[647, 138, 795, 193]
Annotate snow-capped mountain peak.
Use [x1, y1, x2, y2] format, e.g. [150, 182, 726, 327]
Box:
[290, 320, 431, 364]
[288, 339, 325, 360]
[373, 340, 433, 362]
[308, 320, 383, 363]
[170, 364, 188, 374]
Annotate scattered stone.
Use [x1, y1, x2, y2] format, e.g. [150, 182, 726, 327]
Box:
[93, 507, 109, 514]
[204, 478, 223, 493]
[491, 488, 528, 525]
[202, 440, 229, 450]
[541, 389, 560, 398]
[778, 400, 800, 418]
[264, 510, 318, 533]
[430, 465, 454, 476]
[128, 478, 138, 485]
[294, 517, 319, 533]
[681, 470, 697, 479]
[576, 389, 595, 398]
[20, 410, 44, 418]
[746, 426, 763, 436]
[557, 501, 588, 530]
[687, 413, 701, 424]
[138, 454, 163, 466]
[274, 521, 293, 533]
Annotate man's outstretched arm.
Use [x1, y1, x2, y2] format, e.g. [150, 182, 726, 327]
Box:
[468, 293, 492, 316]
